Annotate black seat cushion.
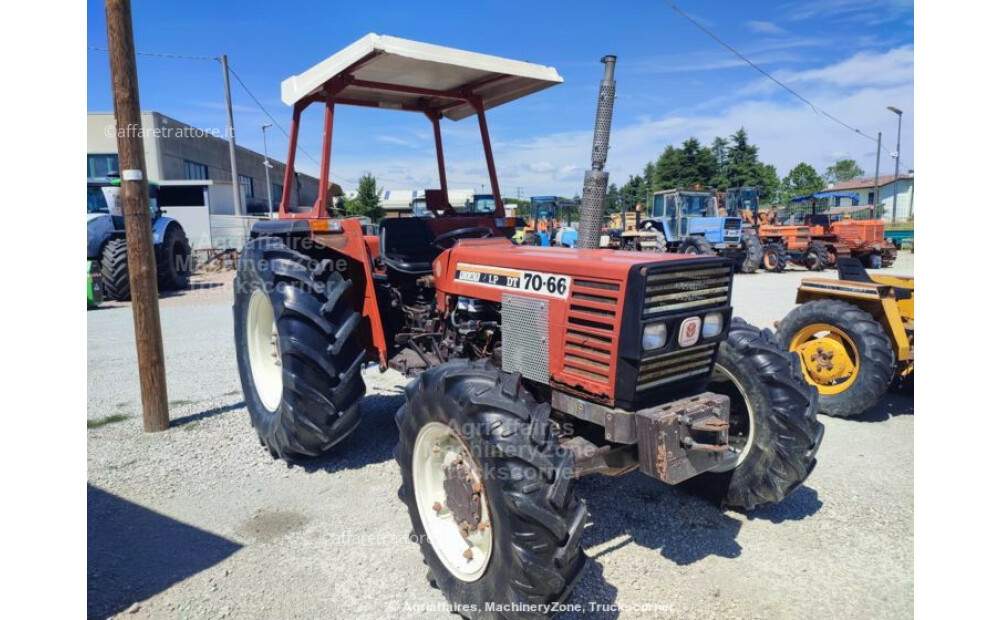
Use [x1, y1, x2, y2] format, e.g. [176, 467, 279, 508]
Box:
[380, 218, 437, 273]
[836, 257, 911, 300]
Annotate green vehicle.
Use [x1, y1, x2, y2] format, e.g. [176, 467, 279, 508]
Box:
[87, 260, 103, 308]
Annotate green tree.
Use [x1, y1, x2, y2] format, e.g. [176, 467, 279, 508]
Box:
[344, 173, 384, 221]
[652, 138, 718, 190]
[709, 136, 729, 187]
[603, 182, 621, 217]
[824, 159, 865, 184]
[781, 162, 825, 204]
[724, 128, 761, 189]
[756, 163, 781, 204]
[619, 173, 650, 210]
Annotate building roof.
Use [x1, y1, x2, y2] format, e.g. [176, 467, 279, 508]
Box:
[827, 173, 914, 192]
[280, 33, 563, 121]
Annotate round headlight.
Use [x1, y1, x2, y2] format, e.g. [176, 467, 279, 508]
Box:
[702, 312, 724, 339]
[642, 322, 667, 351]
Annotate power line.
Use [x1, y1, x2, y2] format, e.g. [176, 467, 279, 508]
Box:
[665, 2, 903, 163]
[87, 46, 218, 62]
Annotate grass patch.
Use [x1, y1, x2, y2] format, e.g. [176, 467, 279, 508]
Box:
[87, 414, 129, 429]
[170, 399, 194, 407]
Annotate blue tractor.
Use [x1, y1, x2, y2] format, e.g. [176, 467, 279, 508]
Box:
[522, 196, 579, 247]
[642, 188, 760, 273]
[87, 177, 191, 301]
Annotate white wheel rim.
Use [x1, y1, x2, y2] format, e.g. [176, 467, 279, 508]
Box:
[709, 365, 757, 471]
[247, 289, 282, 412]
[412, 422, 493, 582]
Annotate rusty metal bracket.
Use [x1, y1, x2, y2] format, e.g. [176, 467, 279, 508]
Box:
[550, 391, 637, 444]
[635, 393, 735, 484]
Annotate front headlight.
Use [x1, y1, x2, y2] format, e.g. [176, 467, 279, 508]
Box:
[702, 312, 724, 339]
[642, 322, 667, 351]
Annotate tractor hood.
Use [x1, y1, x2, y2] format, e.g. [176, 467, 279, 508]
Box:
[436, 239, 708, 284]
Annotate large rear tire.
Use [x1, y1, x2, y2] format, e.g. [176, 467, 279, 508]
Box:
[776, 299, 895, 418]
[396, 360, 586, 619]
[157, 223, 191, 290]
[234, 236, 366, 460]
[684, 318, 823, 510]
[739, 232, 762, 274]
[100, 237, 130, 301]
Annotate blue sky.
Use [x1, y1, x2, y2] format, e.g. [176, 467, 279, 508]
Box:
[87, 0, 914, 196]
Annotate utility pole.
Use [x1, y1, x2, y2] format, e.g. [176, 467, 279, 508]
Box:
[221, 54, 243, 216]
[262, 123, 274, 218]
[873, 131, 882, 216]
[887, 106, 903, 222]
[105, 0, 170, 432]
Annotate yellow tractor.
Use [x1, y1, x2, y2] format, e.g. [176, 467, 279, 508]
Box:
[776, 258, 913, 417]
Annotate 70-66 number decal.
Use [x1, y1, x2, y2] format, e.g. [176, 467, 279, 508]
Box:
[455, 263, 571, 299]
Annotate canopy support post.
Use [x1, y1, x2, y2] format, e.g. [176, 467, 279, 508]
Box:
[468, 95, 504, 218]
[278, 101, 305, 217]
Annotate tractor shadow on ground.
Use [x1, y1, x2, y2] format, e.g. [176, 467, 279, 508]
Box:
[849, 391, 914, 423]
[560, 559, 619, 619]
[161, 281, 224, 298]
[87, 484, 241, 619]
[295, 390, 406, 475]
[578, 472, 745, 567]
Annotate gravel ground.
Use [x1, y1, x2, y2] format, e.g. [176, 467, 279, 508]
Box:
[87, 252, 914, 619]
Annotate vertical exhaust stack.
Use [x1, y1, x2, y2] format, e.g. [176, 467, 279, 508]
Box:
[577, 55, 617, 250]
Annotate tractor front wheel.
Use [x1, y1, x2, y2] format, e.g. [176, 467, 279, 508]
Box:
[683, 318, 823, 510]
[761, 243, 788, 273]
[776, 299, 895, 418]
[679, 236, 713, 256]
[234, 236, 367, 460]
[396, 360, 586, 616]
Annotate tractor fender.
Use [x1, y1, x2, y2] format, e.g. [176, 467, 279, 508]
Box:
[641, 218, 675, 242]
[87, 213, 117, 260]
[248, 218, 390, 369]
[151, 215, 183, 247]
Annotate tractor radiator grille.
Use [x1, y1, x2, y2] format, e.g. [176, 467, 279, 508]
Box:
[637, 343, 715, 390]
[643, 266, 731, 317]
[563, 279, 620, 384]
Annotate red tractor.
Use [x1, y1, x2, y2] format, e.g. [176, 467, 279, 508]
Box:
[233, 35, 822, 615]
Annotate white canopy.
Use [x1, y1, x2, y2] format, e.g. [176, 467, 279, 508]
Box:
[280, 34, 563, 121]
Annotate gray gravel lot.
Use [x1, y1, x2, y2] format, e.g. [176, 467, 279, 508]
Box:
[88, 253, 913, 619]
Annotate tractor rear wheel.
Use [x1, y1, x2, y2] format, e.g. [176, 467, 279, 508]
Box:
[684, 318, 823, 510]
[803, 243, 829, 272]
[679, 236, 713, 255]
[739, 232, 762, 273]
[234, 236, 366, 460]
[100, 237, 131, 301]
[776, 299, 895, 418]
[157, 224, 192, 290]
[761, 243, 788, 273]
[396, 360, 586, 617]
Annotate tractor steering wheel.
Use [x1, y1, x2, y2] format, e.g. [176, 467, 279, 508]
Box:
[432, 226, 494, 250]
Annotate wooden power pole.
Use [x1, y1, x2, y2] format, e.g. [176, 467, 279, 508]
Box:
[105, 0, 170, 432]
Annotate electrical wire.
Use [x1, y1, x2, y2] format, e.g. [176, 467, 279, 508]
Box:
[666, 2, 909, 167]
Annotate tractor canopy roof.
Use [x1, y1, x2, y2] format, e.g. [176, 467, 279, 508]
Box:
[790, 191, 860, 203]
[280, 33, 564, 121]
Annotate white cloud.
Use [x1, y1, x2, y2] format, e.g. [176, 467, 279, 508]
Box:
[746, 21, 788, 35]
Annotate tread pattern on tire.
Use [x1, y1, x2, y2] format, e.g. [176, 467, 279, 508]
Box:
[235, 236, 366, 460]
[804, 242, 830, 271]
[776, 299, 895, 418]
[685, 318, 823, 510]
[396, 360, 586, 619]
[101, 238, 131, 301]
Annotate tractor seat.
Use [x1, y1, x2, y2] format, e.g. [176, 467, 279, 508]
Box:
[836, 257, 912, 300]
[379, 218, 437, 274]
